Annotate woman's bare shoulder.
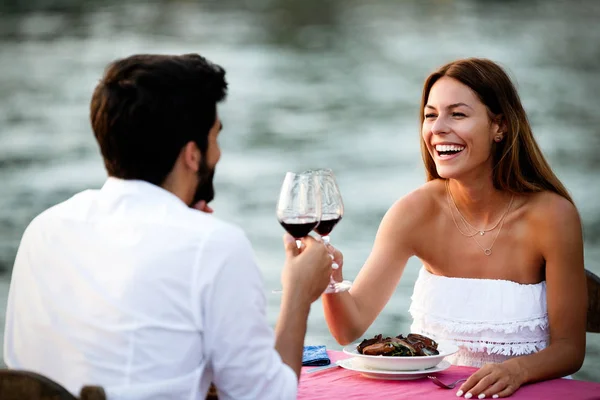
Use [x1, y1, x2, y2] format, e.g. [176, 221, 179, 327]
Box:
[525, 191, 582, 255]
[384, 180, 443, 226]
[369, 180, 443, 259]
[526, 191, 580, 226]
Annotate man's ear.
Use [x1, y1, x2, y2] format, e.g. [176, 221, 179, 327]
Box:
[182, 141, 201, 172]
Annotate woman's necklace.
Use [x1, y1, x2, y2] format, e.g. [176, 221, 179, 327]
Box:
[446, 180, 513, 236]
[445, 180, 514, 256]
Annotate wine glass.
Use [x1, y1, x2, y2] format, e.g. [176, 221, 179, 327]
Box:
[274, 172, 321, 294]
[276, 171, 321, 246]
[304, 169, 352, 293]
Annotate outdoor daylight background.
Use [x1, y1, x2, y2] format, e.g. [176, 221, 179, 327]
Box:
[0, 0, 599, 382]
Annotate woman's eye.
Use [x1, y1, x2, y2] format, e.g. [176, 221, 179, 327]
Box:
[425, 113, 436, 119]
[452, 112, 466, 117]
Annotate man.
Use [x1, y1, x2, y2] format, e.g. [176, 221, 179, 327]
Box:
[4, 54, 334, 399]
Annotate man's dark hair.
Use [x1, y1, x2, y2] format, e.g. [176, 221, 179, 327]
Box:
[90, 53, 227, 185]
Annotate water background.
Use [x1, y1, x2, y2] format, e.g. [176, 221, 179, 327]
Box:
[1, 0, 599, 382]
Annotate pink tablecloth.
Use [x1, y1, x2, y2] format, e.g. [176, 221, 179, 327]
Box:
[298, 351, 600, 400]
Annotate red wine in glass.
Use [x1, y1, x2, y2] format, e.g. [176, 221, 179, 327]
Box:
[280, 217, 319, 239]
[313, 216, 342, 236]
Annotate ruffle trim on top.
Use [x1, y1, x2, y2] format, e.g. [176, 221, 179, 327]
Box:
[409, 308, 549, 334]
[411, 313, 549, 356]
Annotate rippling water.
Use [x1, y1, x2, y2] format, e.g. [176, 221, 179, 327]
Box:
[1, 0, 599, 382]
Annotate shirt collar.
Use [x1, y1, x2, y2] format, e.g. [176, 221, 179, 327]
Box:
[101, 177, 189, 209]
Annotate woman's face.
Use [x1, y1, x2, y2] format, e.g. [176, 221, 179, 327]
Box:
[421, 76, 502, 180]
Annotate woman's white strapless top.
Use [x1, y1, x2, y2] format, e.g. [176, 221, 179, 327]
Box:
[409, 267, 549, 368]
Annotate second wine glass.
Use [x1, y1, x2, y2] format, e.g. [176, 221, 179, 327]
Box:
[305, 169, 352, 293]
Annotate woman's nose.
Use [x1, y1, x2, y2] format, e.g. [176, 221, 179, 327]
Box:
[431, 116, 449, 135]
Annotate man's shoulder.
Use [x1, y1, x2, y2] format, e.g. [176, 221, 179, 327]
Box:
[156, 208, 253, 262]
[25, 189, 253, 256]
[27, 189, 98, 227]
[172, 208, 248, 241]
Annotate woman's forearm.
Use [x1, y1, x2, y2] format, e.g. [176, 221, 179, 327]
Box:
[506, 340, 585, 384]
[322, 290, 366, 345]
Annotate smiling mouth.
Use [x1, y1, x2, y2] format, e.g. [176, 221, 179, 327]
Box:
[435, 144, 465, 158]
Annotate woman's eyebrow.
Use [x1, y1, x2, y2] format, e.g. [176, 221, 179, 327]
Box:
[448, 102, 473, 110]
[425, 102, 473, 110]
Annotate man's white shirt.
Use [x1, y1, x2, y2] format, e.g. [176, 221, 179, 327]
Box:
[3, 177, 297, 399]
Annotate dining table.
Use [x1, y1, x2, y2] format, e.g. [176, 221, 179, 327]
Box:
[298, 350, 600, 400]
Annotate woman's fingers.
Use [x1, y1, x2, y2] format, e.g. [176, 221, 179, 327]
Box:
[460, 372, 495, 398]
[488, 384, 517, 398]
[326, 244, 344, 280]
[457, 367, 490, 397]
[478, 379, 510, 399]
[457, 364, 521, 399]
[325, 245, 343, 266]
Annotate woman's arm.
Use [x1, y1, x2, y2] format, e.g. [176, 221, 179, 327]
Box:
[322, 190, 426, 345]
[459, 193, 587, 398]
[518, 194, 587, 379]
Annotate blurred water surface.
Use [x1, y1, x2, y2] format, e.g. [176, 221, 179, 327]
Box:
[1, 0, 599, 382]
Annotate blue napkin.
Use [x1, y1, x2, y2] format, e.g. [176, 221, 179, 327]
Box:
[302, 345, 330, 366]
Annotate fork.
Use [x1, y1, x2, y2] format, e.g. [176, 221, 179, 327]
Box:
[427, 376, 467, 389]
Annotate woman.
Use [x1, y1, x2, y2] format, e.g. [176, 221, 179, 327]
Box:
[324, 58, 587, 398]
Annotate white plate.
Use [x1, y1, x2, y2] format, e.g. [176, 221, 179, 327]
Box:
[337, 358, 451, 380]
[343, 340, 458, 371]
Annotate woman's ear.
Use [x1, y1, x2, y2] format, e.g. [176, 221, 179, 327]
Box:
[494, 114, 507, 136]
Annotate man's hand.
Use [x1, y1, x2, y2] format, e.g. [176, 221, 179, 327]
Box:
[281, 234, 331, 303]
[192, 200, 214, 213]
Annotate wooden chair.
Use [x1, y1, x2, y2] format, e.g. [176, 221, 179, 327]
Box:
[0, 369, 105, 400]
[587, 269, 600, 333]
[0, 369, 220, 400]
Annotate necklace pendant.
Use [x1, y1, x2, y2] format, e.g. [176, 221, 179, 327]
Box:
[484, 249, 492, 256]
[479, 231, 484, 236]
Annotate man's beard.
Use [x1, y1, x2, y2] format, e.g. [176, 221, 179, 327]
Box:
[191, 157, 215, 206]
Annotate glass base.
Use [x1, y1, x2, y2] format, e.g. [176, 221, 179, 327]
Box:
[273, 280, 352, 295]
[323, 280, 352, 294]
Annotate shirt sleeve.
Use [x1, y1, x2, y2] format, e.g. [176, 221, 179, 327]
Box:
[197, 226, 297, 400]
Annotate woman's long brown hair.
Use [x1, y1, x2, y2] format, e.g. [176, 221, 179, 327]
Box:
[419, 58, 573, 203]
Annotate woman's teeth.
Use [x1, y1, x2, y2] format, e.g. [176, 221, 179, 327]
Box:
[435, 144, 465, 156]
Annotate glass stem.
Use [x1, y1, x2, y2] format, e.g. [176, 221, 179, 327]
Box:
[329, 274, 338, 289]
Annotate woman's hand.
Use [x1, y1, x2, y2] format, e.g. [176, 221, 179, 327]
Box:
[457, 361, 526, 398]
[328, 245, 344, 281]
